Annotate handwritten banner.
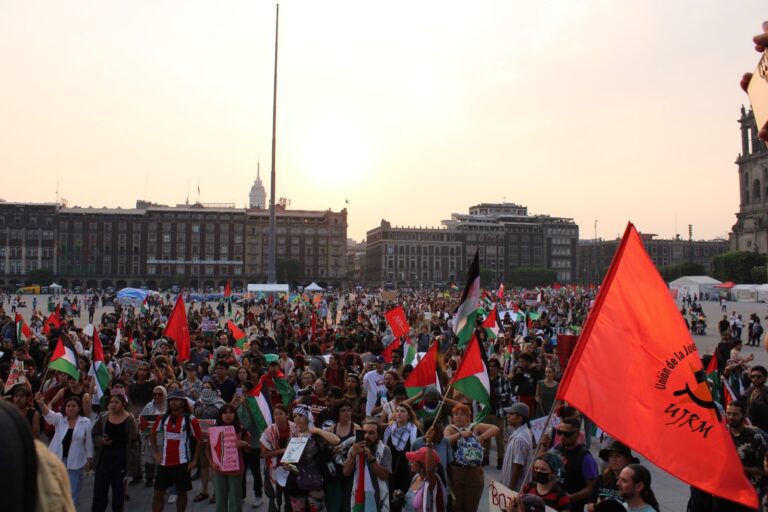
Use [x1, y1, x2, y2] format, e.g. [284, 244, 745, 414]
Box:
[208, 426, 241, 473]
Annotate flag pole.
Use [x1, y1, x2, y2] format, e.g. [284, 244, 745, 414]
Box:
[522, 399, 559, 484]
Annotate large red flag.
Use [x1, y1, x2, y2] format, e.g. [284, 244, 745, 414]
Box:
[384, 306, 409, 338]
[165, 295, 190, 362]
[557, 223, 757, 508]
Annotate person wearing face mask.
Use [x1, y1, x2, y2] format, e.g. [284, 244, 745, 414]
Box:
[521, 452, 571, 511]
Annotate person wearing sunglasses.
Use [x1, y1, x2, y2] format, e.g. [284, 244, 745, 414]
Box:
[744, 365, 768, 433]
[553, 417, 598, 512]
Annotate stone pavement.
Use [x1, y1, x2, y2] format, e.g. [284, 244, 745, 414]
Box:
[10, 295, 768, 510]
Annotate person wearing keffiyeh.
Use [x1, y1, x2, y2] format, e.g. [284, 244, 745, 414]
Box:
[382, 403, 422, 505]
[343, 419, 393, 511]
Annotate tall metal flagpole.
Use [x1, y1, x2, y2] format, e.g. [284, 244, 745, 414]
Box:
[267, 3, 279, 284]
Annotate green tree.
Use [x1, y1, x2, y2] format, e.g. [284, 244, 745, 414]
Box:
[507, 267, 559, 288]
[659, 262, 707, 282]
[751, 266, 768, 284]
[26, 268, 55, 286]
[713, 251, 767, 283]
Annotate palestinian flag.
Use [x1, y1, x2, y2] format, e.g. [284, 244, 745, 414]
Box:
[381, 337, 400, 363]
[402, 335, 417, 367]
[497, 283, 504, 299]
[273, 369, 296, 408]
[453, 250, 480, 348]
[246, 379, 273, 433]
[450, 283, 459, 291]
[233, 310, 243, 324]
[450, 335, 491, 422]
[226, 320, 247, 349]
[49, 333, 80, 380]
[482, 306, 499, 340]
[704, 353, 721, 405]
[140, 297, 149, 316]
[15, 314, 31, 343]
[405, 342, 439, 398]
[89, 329, 111, 399]
[353, 453, 378, 512]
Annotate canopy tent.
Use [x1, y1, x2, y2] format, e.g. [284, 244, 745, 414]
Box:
[757, 284, 768, 302]
[304, 282, 324, 292]
[115, 287, 149, 306]
[247, 283, 290, 294]
[731, 284, 759, 302]
[668, 276, 722, 300]
[716, 281, 736, 289]
[49, 283, 63, 289]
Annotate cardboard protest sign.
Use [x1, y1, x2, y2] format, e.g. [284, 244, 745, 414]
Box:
[208, 426, 241, 473]
[280, 436, 309, 464]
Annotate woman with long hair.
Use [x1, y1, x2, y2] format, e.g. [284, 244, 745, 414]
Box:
[260, 404, 297, 512]
[90, 390, 140, 512]
[206, 404, 251, 512]
[383, 402, 422, 506]
[35, 393, 93, 505]
[9, 384, 41, 438]
[344, 374, 366, 424]
[534, 366, 559, 418]
[327, 399, 360, 512]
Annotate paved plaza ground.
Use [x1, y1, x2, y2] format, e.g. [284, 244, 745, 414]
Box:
[10, 294, 768, 511]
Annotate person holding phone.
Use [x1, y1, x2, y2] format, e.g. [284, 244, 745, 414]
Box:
[343, 419, 392, 511]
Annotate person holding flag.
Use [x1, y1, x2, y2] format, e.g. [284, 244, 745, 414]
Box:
[35, 391, 94, 506]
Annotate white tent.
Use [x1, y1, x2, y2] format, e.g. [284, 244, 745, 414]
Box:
[247, 283, 289, 294]
[757, 284, 768, 302]
[49, 283, 63, 289]
[668, 276, 721, 300]
[304, 282, 324, 292]
[732, 284, 759, 302]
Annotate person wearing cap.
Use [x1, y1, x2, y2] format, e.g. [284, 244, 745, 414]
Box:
[401, 438, 446, 512]
[501, 402, 534, 492]
[150, 388, 203, 512]
[587, 441, 639, 511]
[90, 389, 140, 512]
[521, 452, 570, 511]
[181, 362, 202, 401]
[553, 417, 599, 512]
[363, 355, 388, 417]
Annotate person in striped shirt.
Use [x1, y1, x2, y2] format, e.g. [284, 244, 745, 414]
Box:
[149, 389, 202, 512]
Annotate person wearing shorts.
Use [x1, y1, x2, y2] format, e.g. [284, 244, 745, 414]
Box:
[150, 389, 202, 512]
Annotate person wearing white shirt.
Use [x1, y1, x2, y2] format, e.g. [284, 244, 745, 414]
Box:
[35, 392, 94, 505]
[363, 356, 388, 417]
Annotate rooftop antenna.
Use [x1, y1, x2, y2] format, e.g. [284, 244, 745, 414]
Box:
[186, 179, 190, 205]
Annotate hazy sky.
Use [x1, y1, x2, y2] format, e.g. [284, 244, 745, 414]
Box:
[1, 1, 765, 242]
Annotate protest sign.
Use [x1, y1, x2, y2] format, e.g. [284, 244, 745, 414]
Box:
[208, 426, 241, 473]
[280, 436, 310, 464]
[529, 415, 561, 444]
[198, 419, 216, 435]
[120, 357, 143, 380]
[488, 480, 556, 512]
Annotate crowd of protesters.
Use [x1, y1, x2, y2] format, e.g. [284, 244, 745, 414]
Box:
[0, 281, 763, 512]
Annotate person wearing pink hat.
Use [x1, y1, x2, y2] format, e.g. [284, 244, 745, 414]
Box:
[400, 429, 447, 512]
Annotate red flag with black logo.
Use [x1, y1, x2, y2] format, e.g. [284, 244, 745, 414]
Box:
[384, 306, 409, 338]
[557, 223, 757, 508]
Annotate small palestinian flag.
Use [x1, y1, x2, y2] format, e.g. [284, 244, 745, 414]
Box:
[246, 379, 273, 434]
[233, 310, 243, 324]
[89, 329, 110, 399]
[273, 369, 296, 408]
[15, 314, 31, 343]
[482, 306, 499, 340]
[402, 335, 417, 367]
[140, 297, 149, 316]
[49, 333, 80, 380]
[404, 342, 439, 398]
[226, 320, 247, 349]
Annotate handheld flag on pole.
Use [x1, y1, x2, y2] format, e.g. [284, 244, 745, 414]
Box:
[453, 250, 480, 348]
[449, 335, 491, 422]
[556, 222, 758, 509]
[166, 295, 191, 362]
[89, 329, 111, 399]
[48, 333, 80, 380]
[405, 342, 439, 398]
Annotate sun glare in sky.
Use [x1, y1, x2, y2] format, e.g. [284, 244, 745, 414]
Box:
[0, 1, 766, 241]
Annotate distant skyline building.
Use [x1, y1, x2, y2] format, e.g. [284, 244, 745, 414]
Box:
[365, 202, 578, 287]
[248, 162, 267, 209]
[730, 106, 768, 252]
